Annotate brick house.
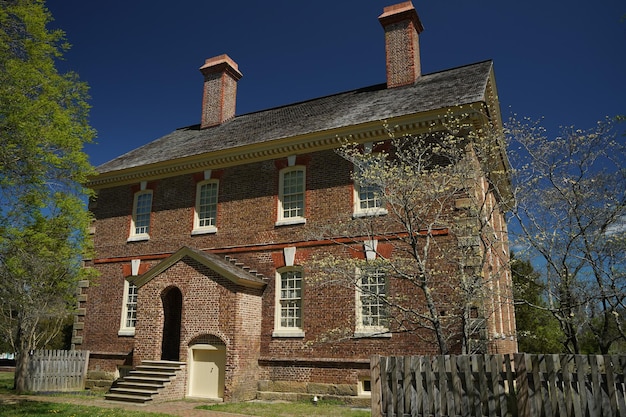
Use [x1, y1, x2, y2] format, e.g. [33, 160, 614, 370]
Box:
[76, 2, 517, 403]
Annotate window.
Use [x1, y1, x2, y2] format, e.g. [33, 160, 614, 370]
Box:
[354, 181, 386, 217]
[129, 190, 152, 241]
[358, 184, 382, 211]
[193, 180, 218, 234]
[277, 167, 306, 225]
[356, 267, 389, 336]
[273, 269, 304, 337]
[119, 280, 138, 336]
[353, 144, 387, 217]
[358, 377, 372, 396]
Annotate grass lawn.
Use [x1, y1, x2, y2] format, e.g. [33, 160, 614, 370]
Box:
[0, 400, 172, 417]
[199, 399, 371, 417]
[1, 372, 371, 416]
[1, 372, 163, 416]
[0, 371, 14, 394]
[0, 400, 370, 417]
[0, 372, 166, 416]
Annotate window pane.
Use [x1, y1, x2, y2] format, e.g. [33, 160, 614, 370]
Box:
[280, 271, 302, 328]
[126, 284, 138, 328]
[360, 268, 387, 327]
[359, 184, 382, 210]
[355, 155, 384, 213]
[282, 170, 304, 218]
[198, 182, 218, 227]
[134, 193, 152, 235]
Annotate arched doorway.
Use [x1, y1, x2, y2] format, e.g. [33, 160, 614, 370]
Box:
[161, 287, 182, 361]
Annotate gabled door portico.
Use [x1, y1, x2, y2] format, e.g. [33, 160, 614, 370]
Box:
[130, 246, 266, 401]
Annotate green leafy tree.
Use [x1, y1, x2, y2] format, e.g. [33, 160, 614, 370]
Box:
[510, 252, 562, 353]
[578, 312, 626, 354]
[507, 117, 626, 354]
[0, 0, 96, 392]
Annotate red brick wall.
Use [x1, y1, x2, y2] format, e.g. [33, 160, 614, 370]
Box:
[130, 256, 263, 400]
[382, 19, 421, 87]
[82, 147, 516, 393]
[90, 150, 353, 260]
[79, 262, 135, 356]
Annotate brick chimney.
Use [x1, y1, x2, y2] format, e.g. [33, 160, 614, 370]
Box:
[199, 54, 243, 129]
[378, 2, 424, 88]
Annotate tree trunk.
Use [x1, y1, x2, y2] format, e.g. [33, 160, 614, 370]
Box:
[563, 320, 580, 354]
[13, 319, 32, 394]
[14, 348, 30, 393]
[422, 283, 449, 354]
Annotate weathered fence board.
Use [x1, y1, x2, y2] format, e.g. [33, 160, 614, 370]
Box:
[25, 350, 89, 392]
[372, 353, 626, 417]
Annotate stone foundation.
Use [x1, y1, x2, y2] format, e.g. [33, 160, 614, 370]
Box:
[257, 380, 370, 407]
[85, 370, 116, 391]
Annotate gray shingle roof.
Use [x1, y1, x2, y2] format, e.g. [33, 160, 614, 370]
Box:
[97, 60, 493, 174]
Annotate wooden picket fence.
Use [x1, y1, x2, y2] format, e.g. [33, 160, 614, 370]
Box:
[371, 353, 626, 417]
[25, 350, 89, 392]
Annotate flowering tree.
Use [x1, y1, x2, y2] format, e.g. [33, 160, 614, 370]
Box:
[507, 117, 626, 353]
[309, 114, 514, 355]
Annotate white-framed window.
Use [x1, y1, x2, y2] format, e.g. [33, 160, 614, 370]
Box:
[128, 189, 152, 241]
[353, 144, 387, 217]
[119, 280, 138, 336]
[358, 377, 372, 397]
[354, 182, 387, 217]
[273, 268, 305, 337]
[355, 267, 389, 336]
[192, 180, 218, 234]
[276, 166, 306, 226]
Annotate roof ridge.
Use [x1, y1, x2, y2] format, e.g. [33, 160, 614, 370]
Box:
[160, 60, 495, 133]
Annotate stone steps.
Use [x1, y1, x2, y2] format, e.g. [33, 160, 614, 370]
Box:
[105, 360, 185, 405]
[224, 255, 265, 279]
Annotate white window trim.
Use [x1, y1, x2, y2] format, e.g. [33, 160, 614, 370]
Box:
[273, 268, 305, 338]
[352, 144, 387, 218]
[118, 279, 137, 336]
[128, 189, 152, 242]
[192, 179, 219, 235]
[276, 166, 306, 226]
[354, 267, 391, 338]
[353, 182, 388, 218]
[358, 377, 372, 397]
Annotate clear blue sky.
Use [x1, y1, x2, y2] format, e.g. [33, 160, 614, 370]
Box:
[46, 1, 626, 167]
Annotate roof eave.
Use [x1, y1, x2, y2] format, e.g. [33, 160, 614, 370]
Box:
[130, 246, 266, 290]
[87, 104, 490, 189]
